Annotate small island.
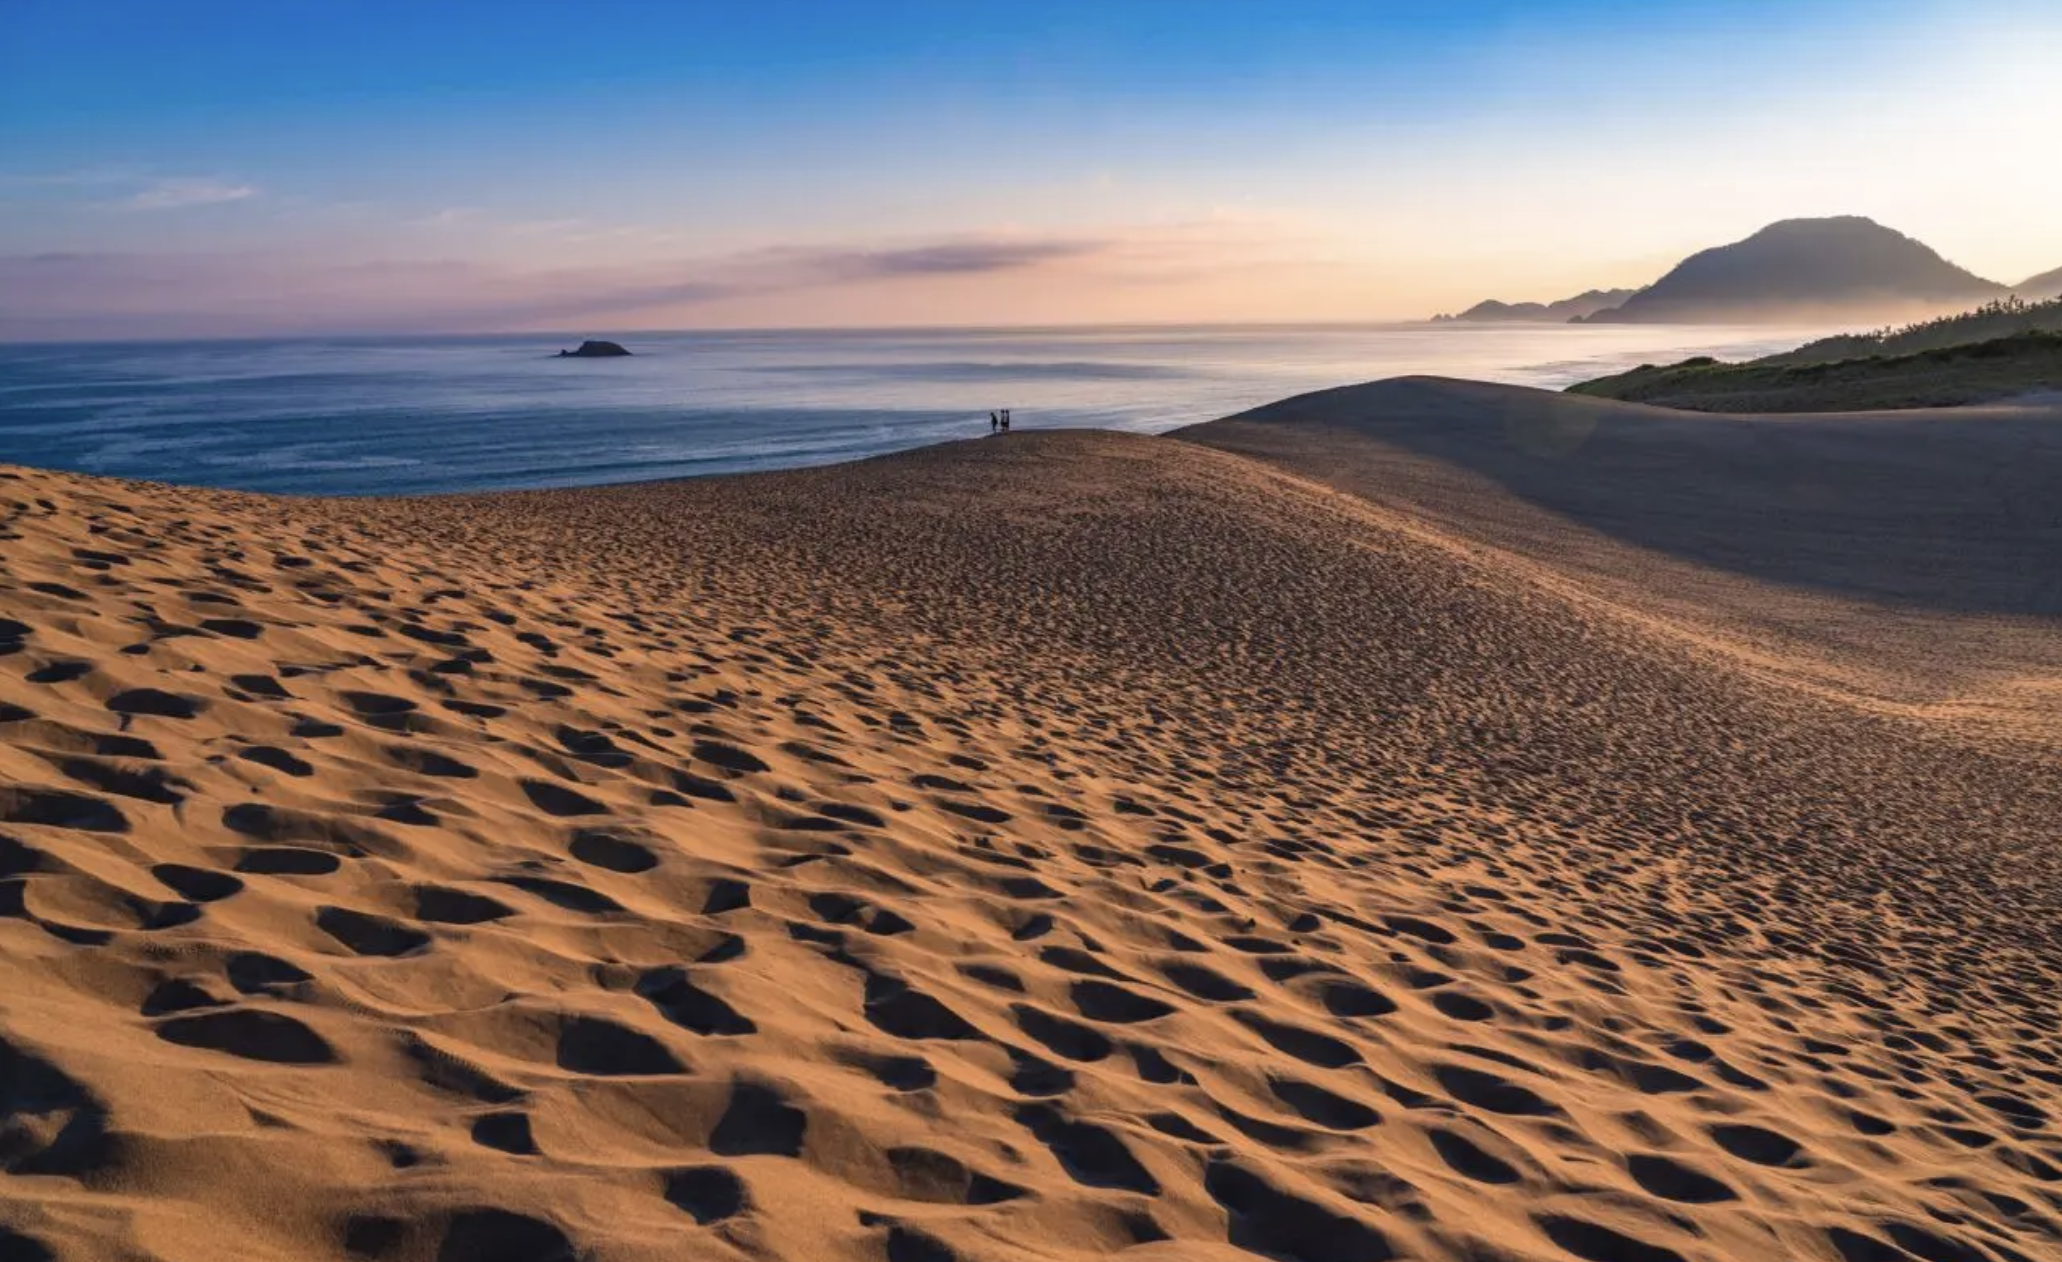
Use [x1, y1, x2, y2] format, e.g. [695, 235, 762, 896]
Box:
[557, 340, 632, 358]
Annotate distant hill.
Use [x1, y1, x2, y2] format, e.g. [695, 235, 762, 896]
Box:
[1570, 331, 2062, 412]
[2018, 266, 2062, 300]
[1576, 216, 2005, 324]
[1433, 288, 1636, 323]
[1761, 296, 2062, 365]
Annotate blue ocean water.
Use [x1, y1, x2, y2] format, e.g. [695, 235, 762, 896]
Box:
[0, 324, 1817, 496]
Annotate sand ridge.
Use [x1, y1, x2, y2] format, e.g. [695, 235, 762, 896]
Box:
[1187, 377, 2062, 741]
[2, 420, 2060, 1262]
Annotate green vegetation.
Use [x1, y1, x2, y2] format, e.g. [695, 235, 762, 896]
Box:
[1568, 329, 2062, 413]
[1569, 296, 2062, 412]
[1762, 296, 2062, 364]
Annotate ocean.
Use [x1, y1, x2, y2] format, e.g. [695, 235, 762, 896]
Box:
[0, 324, 1819, 496]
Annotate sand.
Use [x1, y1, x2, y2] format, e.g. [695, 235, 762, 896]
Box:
[1192, 377, 2062, 738]
[2, 379, 2059, 1262]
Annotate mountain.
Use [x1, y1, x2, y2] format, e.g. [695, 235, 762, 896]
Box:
[1434, 287, 1637, 323]
[1577, 216, 2005, 324]
[2017, 266, 2062, 300]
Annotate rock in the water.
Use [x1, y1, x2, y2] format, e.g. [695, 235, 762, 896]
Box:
[557, 340, 632, 358]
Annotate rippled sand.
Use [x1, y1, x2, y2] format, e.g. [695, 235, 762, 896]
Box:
[3, 380, 2058, 1262]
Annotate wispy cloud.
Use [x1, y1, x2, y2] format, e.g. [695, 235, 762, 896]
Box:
[465, 236, 1110, 323]
[1, 168, 265, 210]
[0, 224, 1264, 339]
[819, 239, 1105, 278]
[0, 167, 139, 189]
[123, 177, 259, 211]
[412, 207, 488, 228]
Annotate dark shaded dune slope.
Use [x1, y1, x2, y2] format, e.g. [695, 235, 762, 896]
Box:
[1185, 376, 2062, 616]
[2, 433, 2061, 1262]
[1183, 376, 2062, 722]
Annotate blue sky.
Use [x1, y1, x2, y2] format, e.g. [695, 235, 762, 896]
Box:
[2, 0, 2057, 337]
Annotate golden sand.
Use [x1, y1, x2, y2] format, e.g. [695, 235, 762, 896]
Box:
[2, 380, 2058, 1262]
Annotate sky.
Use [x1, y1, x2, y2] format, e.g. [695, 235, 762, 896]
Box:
[2, 0, 2058, 339]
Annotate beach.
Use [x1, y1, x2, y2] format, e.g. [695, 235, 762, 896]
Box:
[2, 379, 2060, 1262]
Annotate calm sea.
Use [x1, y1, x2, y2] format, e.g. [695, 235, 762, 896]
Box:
[0, 324, 1818, 496]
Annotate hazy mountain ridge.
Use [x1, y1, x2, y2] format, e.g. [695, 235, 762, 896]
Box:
[2017, 265, 2062, 300]
[1439, 216, 2020, 326]
[1432, 287, 1637, 323]
[1576, 217, 2004, 324]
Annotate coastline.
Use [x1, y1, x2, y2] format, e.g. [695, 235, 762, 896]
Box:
[0, 323, 1832, 497]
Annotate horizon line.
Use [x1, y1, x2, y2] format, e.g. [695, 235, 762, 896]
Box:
[0, 315, 1829, 350]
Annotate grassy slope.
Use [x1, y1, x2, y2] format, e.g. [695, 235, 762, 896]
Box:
[1768, 296, 2062, 363]
[1570, 328, 2062, 413]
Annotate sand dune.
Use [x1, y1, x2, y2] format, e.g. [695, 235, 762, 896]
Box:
[3, 398, 2060, 1262]
[1189, 377, 2062, 735]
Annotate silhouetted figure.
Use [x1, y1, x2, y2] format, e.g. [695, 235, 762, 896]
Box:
[989, 411, 999, 435]
[1001, 409, 1012, 433]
